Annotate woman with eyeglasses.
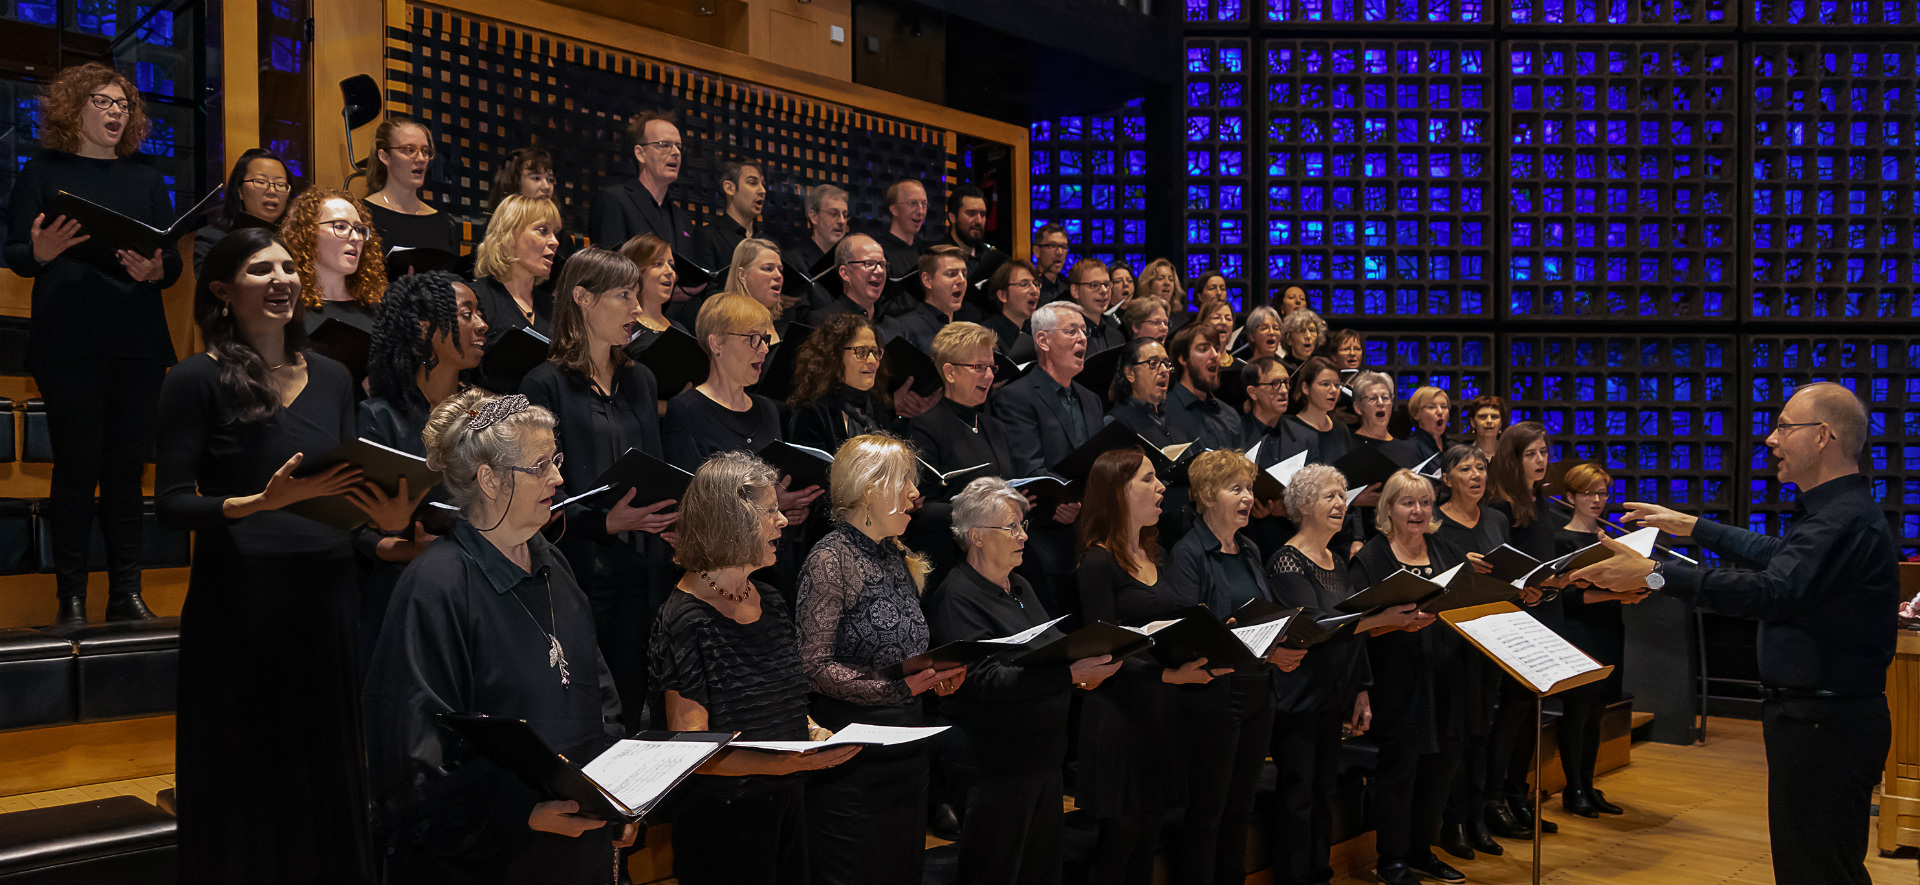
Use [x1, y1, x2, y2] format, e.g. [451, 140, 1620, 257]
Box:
[617, 233, 687, 359]
[161, 228, 421, 883]
[1109, 263, 1137, 304]
[364, 390, 636, 883]
[903, 322, 1011, 583]
[520, 248, 678, 728]
[281, 188, 389, 392]
[470, 196, 563, 390]
[1121, 296, 1170, 345]
[1408, 386, 1453, 464]
[362, 114, 460, 256]
[196, 147, 295, 275]
[925, 476, 1121, 884]
[5, 63, 183, 624]
[787, 313, 887, 454]
[1238, 305, 1283, 363]
[1552, 463, 1647, 819]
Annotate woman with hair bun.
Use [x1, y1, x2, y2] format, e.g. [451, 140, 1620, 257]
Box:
[364, 389, 637, 883]
[362, 113, 459, 254]
[5, 62, 182, 624]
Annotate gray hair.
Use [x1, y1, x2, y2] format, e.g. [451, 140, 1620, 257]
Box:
[1348, 370, 1394, 407]
[1280, 308, 1327, 339]
[1029, 301, 1084, 335]
[1284, 463, 1349, 524]
[806, 183, 849, 214]
[674, 451, 780, 572]
[1244, 304, 1282, 333]
[422, 389, 558, 513]
[950, 477, 1030, 543]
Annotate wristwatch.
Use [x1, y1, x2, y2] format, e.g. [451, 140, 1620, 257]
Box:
[1645, 561, 1666, 591]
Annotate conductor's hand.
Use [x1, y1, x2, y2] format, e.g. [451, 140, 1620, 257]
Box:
[1070, 654, 1123, 691]
[346, 476, 428, 534]
[245, 452, 363, 515]
[607, 490, 678, 535]
[28, 214, 88, 264]
[117, 248, 165, 283]
[1265, 646, 1308, 671]
[1901, 593, 1920, 620]
[527, 800, 606, 837]
[1621, 501, 1697, 538]
[1565, 531, 1657, 592]
[1052, 502, 1082, 525]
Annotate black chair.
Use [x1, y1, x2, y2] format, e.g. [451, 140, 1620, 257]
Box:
[0, 628, 75, 731]
[0, 796, 176, 885]
[40, 619, 179, 723]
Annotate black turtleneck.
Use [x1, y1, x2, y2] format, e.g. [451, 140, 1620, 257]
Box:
[907, 396, 1015, 480]
[788, 382, 882, 453]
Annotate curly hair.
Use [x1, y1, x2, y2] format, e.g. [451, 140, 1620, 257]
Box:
[38, 63, 149, 157]
[279, 187, 388, 310]
[367, 271, 463, 424]
[787, 313, 883, 406]
[194, 228, 311, 424]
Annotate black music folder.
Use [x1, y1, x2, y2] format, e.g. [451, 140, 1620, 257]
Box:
[386, 246, 461, 277]
[757, 440, 835, 491]
[1140, 605, 1271, 669]
[635, 327, 711, 399]
[1013, 621, 1158, 668]
[478, 327, 551, 394]
[1419, 568, 1522, 614]
[306, 316, 373, 379]
[441, 714, 730, 823]
[1330, 444, 1406, 491]
[1335, 565, 1459, 614]
[1075, 346, 1128, 406]
[550, 448, 692, 513]
[751, 322, 815, 401]
[282, 438, 442, 530]
[884, 616, 1069, 678]
[881, 336, 942, 397]
[1008, 475, 1075, 522]
[40, 187, 220, 279]
[673, 252, 716, 290]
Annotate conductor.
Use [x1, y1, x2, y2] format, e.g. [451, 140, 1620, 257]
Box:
[1572, 381, 1898, 885]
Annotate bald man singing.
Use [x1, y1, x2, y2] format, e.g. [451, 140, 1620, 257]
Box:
[1573, 381, 1898, 885]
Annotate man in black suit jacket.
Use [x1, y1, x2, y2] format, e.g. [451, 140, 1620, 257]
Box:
[989, 301, 1101, 616]
[588, 110, 701, 324]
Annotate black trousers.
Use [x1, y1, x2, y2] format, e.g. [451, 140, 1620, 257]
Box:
[1371, 741, 1463, 864]
[1555, 679, 1610, 792]
[671, 780, 808, 885]
[1089, 813, 1164, 885]
[1177, 681, 1274, 885]
[568, 538, 665, 729]
[1267, 707, 1345, 885]
[954, 767, 1063, 885]
[34, 358, 167, 598]
[1762, 694, 1889, 885]
[1487, 677, 1539, 798]
[806, 697, 929, 885]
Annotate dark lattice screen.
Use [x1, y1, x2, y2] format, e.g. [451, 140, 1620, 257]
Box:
[388, 6, 973, 244]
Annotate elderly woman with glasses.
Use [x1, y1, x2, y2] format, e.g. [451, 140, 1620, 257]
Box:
[905, 322, 1015, 581]
[651, 451, 861, 885]
[1122, 296, 1170, 345]
[925, 477, 1122, 885]
[797, 433, 967, 885]
[364, 391, 635, 883]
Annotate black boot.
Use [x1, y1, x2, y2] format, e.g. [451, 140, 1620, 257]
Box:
[1484, 797, 1532, 839]
[1469, 813, 1505, 854]
[929, 802, 962, 840]
[106, 591, 156, 622]
[1561, 786, 1600, 818]
[56, 595, 86, 627]
[1408, 852, 1467, 883]
[1439, 820, 1475, 860]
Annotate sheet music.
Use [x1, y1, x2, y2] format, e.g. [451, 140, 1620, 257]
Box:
[1122, 618, 1184, 636]
[1453, 611, 1603, 693]
[730, 723, 949, 753]
[981, 615, 1069, 646]
[579, 739, 724, 814]
[1230, 616, 1291, 657]
[1269, 450, 1309, 487]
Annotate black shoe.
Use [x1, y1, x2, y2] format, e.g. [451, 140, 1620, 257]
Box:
[1484, 797, 1532, 839]
[105, 592, 156, 622]
[1377, 861, 1424, 885]
[929, 802, 962, 840]
[1507, 790, 1559, 833]
[1561, 787, 1600, 818]
[56, 596, 86, 627]
[1469, 815, 1505, 855]
[1439, 821, 1475, 860]
[1409, 853, 1466, 883]
[1588, 787, 1623, 815]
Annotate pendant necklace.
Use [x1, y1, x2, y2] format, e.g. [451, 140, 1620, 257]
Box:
[509, 575, 571, 687]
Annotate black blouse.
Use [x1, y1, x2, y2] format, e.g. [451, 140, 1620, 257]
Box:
[366, 202, 461, 255]
[1433, 503, 1513, 556]
[795, 522, 929, 707]
[1348, 533, 1468, 751]
[906, 398, 1015, 481]
[661, 388, 784, 472]
[1282, 413, 1357, 466]
[1076, 545, 1183, 681]
[520, 360, 664, 540]
[923, 563, 1073, 772]
[472, 275, 553, 344]
[623, 318, 689, 359]
[1266, 545, 1371, 714]
[1108, 397, 1187, 449]
[788, 383, 881, 454]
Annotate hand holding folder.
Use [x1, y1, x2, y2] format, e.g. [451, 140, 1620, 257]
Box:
[441, 714, 730, 823]
[281, 438, 442, 530]
[39, 187, 220, 279]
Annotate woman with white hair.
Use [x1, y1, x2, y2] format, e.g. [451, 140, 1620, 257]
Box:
[1278, 308, 1327, 375]
[925, 477, 1122, 885]
[796, 433, 968, 885]
[363, 391, 633, 883]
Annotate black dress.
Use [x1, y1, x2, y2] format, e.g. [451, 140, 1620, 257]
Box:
[365, 201, 461, 254]
[362, 519, 625, 884]
[1553, 525, 1627, 796]
[907, 398, 1017, 585]
[352, 389, 433, 660]
[661, 388, 784, 472]
[304, 299, 379, 394]
[623, 318, 689, 359]
[1430, 504, 1513, 827]
[650, 584, 813, 885]
[155, 353, 373, 884]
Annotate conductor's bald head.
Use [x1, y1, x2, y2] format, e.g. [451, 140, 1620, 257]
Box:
[1769, 382, 1867, 488]
[1790, 382, 1867, 458]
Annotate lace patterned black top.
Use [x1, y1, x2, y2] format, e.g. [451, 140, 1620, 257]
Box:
[1267, 545, 1371, 714]
[795, 521, 929, 706]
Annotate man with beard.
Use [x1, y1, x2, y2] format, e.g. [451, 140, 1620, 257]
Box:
[941, 185, 988, 273]
[985, 259, 1041, 358]
[1067, 259, 1125, 356]
[878, 246, 967, 355]
[989, 302, 1101, 617]
[690, 159, 766, 289]
[1167, 322, 1244, 451]
[1031, 223, 1071, 304]
[589, 110, 703, 323]
[788, 184, 850, 313]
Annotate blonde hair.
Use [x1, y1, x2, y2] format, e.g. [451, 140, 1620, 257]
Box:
[1407, 385, 1450, 421]
[721, 237, 783, 299]
[1141, 258, 1183, 307]
[931, 321, 998, 369]
[1562, 462, 1612, 497]
[694, 293, 774, 356]
[674, 451, 782, 572]
[1375, 469, 1440, 535]
[474, 196, 563, 282]
[422, 390, 558, 516]
[829, 433, 932, 588]
[1188, 450, 1258, 517]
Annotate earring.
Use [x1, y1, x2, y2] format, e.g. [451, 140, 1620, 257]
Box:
[864, 509, 872, 528]
[220, 304, 229, 317]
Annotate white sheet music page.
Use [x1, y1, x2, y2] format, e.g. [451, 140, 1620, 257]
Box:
[1230, 616, 1291, 657]
[981, 615, 1070, 646]
[730, 723, 950, 753]
[579, 739, 723, 813]
[1453, 610, 1602, 693]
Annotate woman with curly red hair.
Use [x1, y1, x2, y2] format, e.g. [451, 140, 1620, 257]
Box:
[3, 62, 179, 625]
[279, 187, 389, 389]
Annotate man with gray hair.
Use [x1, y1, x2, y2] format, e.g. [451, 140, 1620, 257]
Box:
[1571, 381, 1897, 885]
[788, 183, 850, 312]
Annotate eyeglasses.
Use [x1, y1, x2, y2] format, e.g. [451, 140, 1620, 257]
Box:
[320, 220, 373, 241]
[1034, 242, 1070, 251]
[1008, 279, 1040, 291]
[1361, 393, 1394, 405]
[1131, 357, 1174, 371]
[893, 199, 929, 211]
[242, 178, 292, 193]
[951, 361, 998, 374]
[844, 345, 882, 360]
[1572, 489, 1612, 500]
[87, 93, 131, 113]
[500, 452, 564, 477]
[1075, 281, 1112, 292]
[844, 259, 888, 273]
[642, 140, 684, 154]
[1248, 379, 1288, 389]
[984, 520, 1030, 537]
[1771, 421, 1824, 435]
[728, 332, 774, 349]
[385, 143, 435, 159]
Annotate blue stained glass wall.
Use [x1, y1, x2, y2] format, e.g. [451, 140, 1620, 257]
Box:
[1029, 103, 1150, 278]
[1505, 42, 1737, 321]
[1748, 43, 1920, 322]
[1751, 0, 1920, 25]
[1264, 40, 1495, 319]
[1266, 0, 1487, 24]
[1184, 38, 1255, 310]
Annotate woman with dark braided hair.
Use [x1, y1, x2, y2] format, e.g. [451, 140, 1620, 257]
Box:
[158, 227, 421, 883]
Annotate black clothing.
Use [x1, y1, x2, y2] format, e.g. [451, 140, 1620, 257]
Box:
[588, 179, 694, 259]
[356, 393, 430, 458]
[1431, 502, 1514, 824]
[1037, 271, 1064, 305]
[34, 359, 165, 600]
[876, 229, 922, 280]
[1168, 382, 1245, 453]
[874, 299, 952, 355]
[1281, 413, 1357, 466]
[690, 215, 751, 287]
[622, 318, 689, 360]
[661, 388, 784, 471]
[353, 391, 432, 665]
[992, 367, 1104, 615]
[1084, 311, 1127, 356]
[908, 398, 1016, 482]
[1268, 707, 1348, 885]
[156, 353, 373, 884]
[983, 312, 1025, 355]
[193, 211, 278, 275]
[365, 201, 461, 254]
[1266, 546, 1371, 714]
[923, 564, 1071, 885]
[1433, 503, 1513, 560]
[800, 292, 875, 327]
[1409, 427, 1449, 464]
[472, 275, 553, 343]
[788, 383, 881, 454]
[1108, 397, 1185, 449]
[671, 780, 808, 885]
[1763, 694, 1890, 885]
[363, 519, 624, 884]
[785, 239, 835, 314]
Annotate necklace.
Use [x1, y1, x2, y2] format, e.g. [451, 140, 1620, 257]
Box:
[699, 570, 753, 603]
[507, 575, 571, 687]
